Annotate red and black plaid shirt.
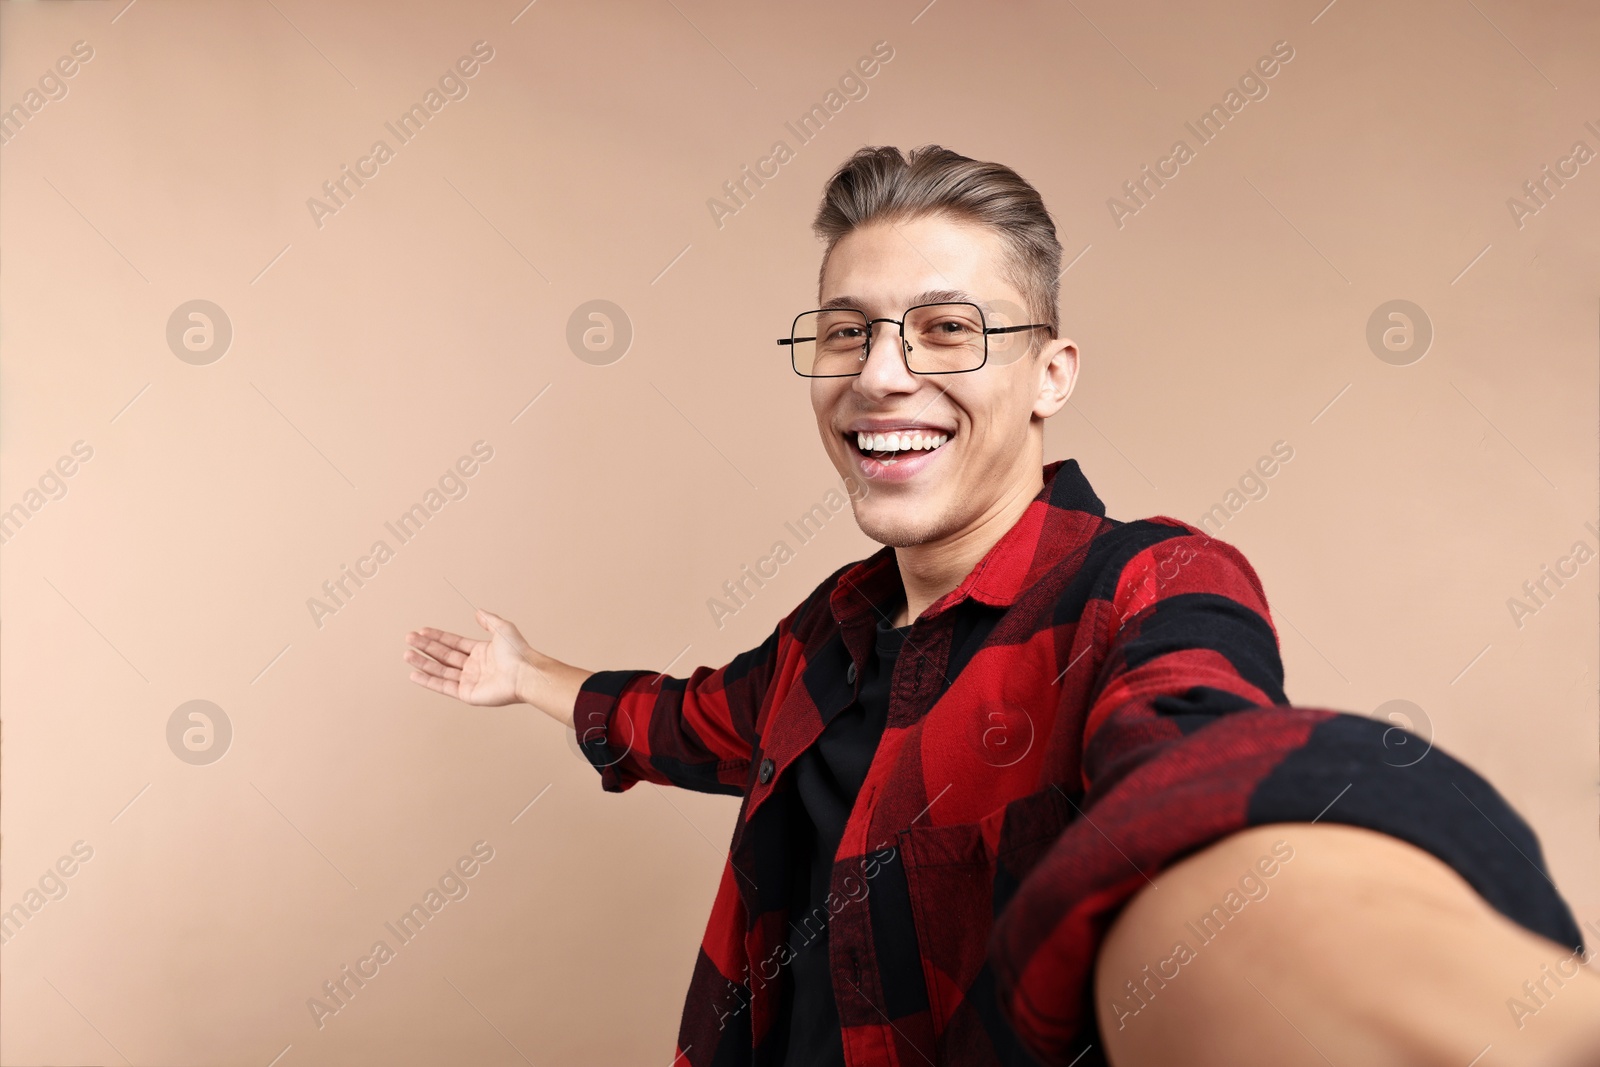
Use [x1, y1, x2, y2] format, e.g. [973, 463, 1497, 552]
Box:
[574, 458, 1580, 1066]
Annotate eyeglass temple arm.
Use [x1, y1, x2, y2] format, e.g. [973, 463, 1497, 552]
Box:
[984, 323, 1053, 336]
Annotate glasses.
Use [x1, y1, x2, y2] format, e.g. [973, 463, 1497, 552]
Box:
[777, 302, 1053, 378]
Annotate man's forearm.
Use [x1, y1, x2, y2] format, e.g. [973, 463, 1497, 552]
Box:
[515, 653, 594, 731]
[1094, 823, 1600, 1067]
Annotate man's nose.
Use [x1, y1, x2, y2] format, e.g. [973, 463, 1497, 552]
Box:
[859, 320, 911, 379]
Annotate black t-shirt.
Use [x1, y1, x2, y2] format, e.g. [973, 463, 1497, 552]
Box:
[772, 609, 911, 1066]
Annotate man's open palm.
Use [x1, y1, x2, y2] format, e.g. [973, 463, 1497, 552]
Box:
[404, 608, 530, 707]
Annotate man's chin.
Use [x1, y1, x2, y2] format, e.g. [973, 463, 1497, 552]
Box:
[850, 501, 947, 550]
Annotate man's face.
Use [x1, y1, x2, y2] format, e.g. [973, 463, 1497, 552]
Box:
[809, 213, 1077, 548]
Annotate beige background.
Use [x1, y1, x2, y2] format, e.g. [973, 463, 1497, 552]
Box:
[2, 0, 1596, 1063]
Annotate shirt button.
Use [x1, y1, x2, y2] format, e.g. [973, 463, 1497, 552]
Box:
[846, 662, 857, 685]
[758, 758, 775, 784]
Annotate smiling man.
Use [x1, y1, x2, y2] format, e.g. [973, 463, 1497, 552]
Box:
[404, 145, 1599, 1066]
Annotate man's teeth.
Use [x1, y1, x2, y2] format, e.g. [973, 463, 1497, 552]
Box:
[856, 431, 950, 453]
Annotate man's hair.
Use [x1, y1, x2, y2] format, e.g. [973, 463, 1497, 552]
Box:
[811, 144, 1063, 344]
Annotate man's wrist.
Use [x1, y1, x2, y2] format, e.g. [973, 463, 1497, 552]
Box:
[513, 653, 543, 709]
[515, 652, 590, 731]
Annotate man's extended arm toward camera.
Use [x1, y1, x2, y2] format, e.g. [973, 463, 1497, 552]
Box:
[987, 527, 1599, 1067]
[1095, 821, 1600, 1067]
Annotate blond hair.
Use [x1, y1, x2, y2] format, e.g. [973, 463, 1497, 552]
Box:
[811, 144, 1063, 342]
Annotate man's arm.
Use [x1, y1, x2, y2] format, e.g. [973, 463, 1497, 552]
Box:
[986, 523, 1585, 1064]
[1096, 822, 1600, 1066]
[563, 617, 788, 796]
[406, 600, 799, 795]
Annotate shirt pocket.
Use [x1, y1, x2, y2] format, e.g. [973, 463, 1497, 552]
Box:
[895, 785, 1076, 1048]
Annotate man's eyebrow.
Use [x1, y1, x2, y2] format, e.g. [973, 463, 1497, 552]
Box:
[818, 289, 981, 312]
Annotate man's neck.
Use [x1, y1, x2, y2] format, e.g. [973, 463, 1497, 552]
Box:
[891, 463, 1045, 627]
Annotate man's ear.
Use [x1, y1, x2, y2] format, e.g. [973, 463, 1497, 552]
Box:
[1032, 336, 1079, 420]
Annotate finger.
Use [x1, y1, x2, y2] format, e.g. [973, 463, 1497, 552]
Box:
[408, 668, 458, 699]
[407, 632, 474, 669]
[407, 627, 479, 659]
[403, 648, 461, 681]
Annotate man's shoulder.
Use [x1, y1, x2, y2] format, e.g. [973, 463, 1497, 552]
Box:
[1083, 512, 1257, 566]
[1064, 512, 1269, 609]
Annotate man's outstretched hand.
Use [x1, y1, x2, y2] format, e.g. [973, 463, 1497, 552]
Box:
[404, 608, 535, 708]
[403, 609, 591, 729]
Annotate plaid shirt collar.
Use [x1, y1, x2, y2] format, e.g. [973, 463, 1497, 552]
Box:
[828, 457, 1108, 630]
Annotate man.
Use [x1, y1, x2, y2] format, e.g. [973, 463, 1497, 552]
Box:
[404, 145, 1600, 1066]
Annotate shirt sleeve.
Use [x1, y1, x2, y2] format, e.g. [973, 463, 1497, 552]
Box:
[571, 602, 800, 796]
[987, 522, 1584, 1065]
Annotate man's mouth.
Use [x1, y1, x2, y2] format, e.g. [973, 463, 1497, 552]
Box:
[845, 428, 954, 465]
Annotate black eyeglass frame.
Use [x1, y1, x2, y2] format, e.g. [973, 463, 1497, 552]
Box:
[775, 301, 1054, 378]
